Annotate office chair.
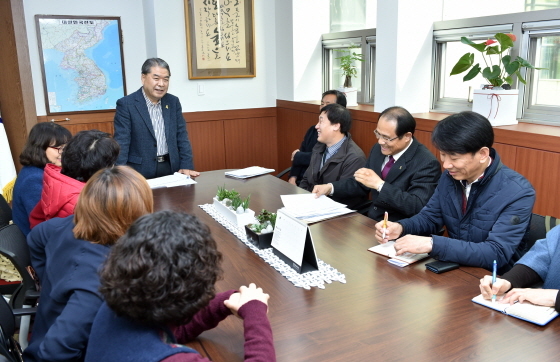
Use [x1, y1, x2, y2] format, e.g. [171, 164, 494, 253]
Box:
[0, 196, 11, 229]
[0, 225, 39, 350]
[275, 167, 291, 179]
[0, 294, 35, 362]
[520, 213, 559, 255]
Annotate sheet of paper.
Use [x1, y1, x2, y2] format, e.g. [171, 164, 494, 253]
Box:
[225, 166, 275, 179]
[147, 172, 197, 189]
[281, 194, 346, 212]
[368, 241, 429, 265]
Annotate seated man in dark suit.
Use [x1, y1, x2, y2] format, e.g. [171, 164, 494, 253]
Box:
[114, 58, 199, 179]
[288, 90, 347, 186]
[313, 106, 441, 222]
[376, 111, 536, 273]
[299, 104, 366, 209]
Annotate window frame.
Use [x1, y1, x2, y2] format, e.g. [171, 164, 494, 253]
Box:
[322, 28, 376, 105]
[431, 9, 560, 125]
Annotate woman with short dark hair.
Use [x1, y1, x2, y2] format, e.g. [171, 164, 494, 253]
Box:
[29, 129, 120, 229]
[12, 122, 71, 235]
[23, 166, 153, 362]
[85, 211, 275, 362]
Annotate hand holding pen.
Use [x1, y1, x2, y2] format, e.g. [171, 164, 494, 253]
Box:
[491, 260, 498, 302]
[382, 212, 388, 240]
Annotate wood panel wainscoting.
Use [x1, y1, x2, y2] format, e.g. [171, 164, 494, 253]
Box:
[35, 100, 560, 217]
[276, 100, 560, 218]
[37, 107, 278, 173]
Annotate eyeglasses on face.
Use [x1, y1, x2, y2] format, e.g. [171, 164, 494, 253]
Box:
[374, 129, 399, 142]
[48, 145, 65, 154]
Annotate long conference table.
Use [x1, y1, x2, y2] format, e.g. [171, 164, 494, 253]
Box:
[153, 170, 560, 362]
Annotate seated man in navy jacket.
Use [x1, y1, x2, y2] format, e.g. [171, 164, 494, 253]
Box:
[375, 111, 535, 273]
[312, 106, 441, 222]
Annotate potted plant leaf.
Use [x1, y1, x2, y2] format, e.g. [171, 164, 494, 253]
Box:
[335, 45, 364, 106]
[245, 209, 277, 249]
[213, 185, 255, 228]
[450, 33, 543, 126]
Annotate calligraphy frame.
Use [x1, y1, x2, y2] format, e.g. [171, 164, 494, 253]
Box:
[35, 15, 126, 115]
[184, 0, 255, 79]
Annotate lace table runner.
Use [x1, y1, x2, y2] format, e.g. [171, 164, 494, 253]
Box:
[200, 204, 346, 289]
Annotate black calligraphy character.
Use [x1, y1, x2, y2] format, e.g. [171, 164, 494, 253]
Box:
[212, 49, 220, 59]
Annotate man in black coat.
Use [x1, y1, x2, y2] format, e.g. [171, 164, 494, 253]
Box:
[312, 106, 441, 222]
[288, 90, 347, 185]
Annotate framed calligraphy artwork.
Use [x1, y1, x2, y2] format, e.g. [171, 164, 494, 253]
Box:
[35, 15, 126, 115]
[184, 0, 255, 79]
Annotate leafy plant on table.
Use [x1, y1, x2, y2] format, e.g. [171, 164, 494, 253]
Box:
[249, 209, 276, 234]
[450, 33, 543, 88]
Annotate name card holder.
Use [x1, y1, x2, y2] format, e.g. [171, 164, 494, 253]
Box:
[271, 209, 318, 274]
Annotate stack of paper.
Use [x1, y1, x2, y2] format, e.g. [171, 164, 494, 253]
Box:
[225, 166, 275, 179]
[147, 172, 197, 189]
[280, 194, 354, 223]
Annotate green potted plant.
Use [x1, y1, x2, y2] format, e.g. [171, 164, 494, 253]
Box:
[450, 33, 543, 126]
[245, 209, 277, 249]
[335, 45, 364, 106]
[213, 185, 254, 228]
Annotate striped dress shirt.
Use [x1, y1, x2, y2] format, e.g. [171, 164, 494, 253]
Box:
[142, 88, 168, 156]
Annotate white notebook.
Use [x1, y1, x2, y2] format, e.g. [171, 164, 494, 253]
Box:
[472, 294, 559, 326]
[368, 241, 429, 267]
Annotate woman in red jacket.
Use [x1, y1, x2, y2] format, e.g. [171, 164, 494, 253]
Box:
[29, 129, 120, 229]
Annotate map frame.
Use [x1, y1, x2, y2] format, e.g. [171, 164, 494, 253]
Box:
[35, 15, 127, 115]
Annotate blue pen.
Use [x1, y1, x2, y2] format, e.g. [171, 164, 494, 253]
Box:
[491, 260, 497, 303]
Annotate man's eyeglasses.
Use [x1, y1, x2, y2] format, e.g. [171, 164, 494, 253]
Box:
[374, 130, 399, 142]
[48, 145, 65, 154]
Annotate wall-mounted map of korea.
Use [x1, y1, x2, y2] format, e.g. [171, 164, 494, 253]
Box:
[38, 17, 125, 113]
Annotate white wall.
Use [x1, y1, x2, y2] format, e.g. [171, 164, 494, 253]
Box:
[375, 0, 442, 113]
[24, 0, 148, 116]
[292, 1, 329, 101]
[23, 0, 279, 115]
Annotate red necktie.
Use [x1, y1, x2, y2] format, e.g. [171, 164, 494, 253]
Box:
[381, 156, 395, 180]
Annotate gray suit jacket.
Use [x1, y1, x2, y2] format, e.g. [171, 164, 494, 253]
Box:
[114, 88, 194, 179]
[332, 138, 441, 222]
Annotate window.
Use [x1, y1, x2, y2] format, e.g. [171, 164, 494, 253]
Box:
[522, 20, 560, 123]
[432, 25, 513, 113]
[322, 29, 375, 104]
[330, 0, 376, 32]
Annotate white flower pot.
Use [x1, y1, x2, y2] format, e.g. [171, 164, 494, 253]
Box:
[472, 89, 518, 127]
[212, 197, 256, 228]
[339, 87, 358, 107]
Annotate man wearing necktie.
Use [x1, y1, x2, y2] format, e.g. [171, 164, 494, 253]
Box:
[313, 106, 441, 222]
[114, 58, 199, 179]
[299, 104, 366, 209]
[376, 112, 536, 273]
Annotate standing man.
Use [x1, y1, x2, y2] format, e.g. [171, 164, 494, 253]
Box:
[288, 90, 347, 185]
[114, 58, 199, 179]
[300, 104, 366, 208]
[312, 106, 441, 222]
[376, 112, 535, 273]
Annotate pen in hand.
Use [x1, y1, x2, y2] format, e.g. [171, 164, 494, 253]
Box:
[382, 211, 388, 240]
[491, 260, 497, 303]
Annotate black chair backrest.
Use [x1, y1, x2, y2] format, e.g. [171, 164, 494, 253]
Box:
[0, 225, 36, 310]
[520, 213, 560, 255]
[0, 298, 15, 339]
[0, 196, 11, 229]
[0, 297, 21, 362]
